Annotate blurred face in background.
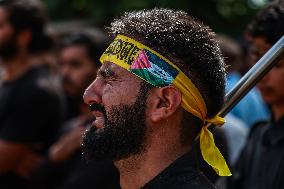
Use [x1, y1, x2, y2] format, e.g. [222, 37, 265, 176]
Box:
[60, 45, 98, 99]
[250, 36, 284, 106]
[0, 7, 18, 61]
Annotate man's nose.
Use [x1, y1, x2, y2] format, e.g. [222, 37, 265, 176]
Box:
[83, 79, 102, 106]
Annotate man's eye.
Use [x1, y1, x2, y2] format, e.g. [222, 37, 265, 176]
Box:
[100, 70, 106, 78]
[69, 60, 82, 68]
[105, 68, 114, 77]
[100, 68, 114, 78]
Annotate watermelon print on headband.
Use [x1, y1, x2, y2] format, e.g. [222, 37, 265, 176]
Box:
[129, 49, 179, 87]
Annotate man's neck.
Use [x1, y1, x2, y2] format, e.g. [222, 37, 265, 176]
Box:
[115, 122, 192, 189]
[2, 54, 31, 82]
[272, 103, 284, 122]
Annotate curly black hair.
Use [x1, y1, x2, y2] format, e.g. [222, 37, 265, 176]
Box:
[108, 8, 226, 118]
[247, 2, 284, 44]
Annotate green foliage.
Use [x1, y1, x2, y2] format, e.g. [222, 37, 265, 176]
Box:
[43, 0, 269, 36]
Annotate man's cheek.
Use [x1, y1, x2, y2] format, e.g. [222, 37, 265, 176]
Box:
[102, 92, 120, 106]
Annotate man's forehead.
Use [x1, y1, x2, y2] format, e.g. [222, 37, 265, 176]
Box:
[100, 61, 119, 71]
[99, 61, 135, 77]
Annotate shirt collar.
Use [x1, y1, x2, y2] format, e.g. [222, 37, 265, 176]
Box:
[265, 116, 284, 146]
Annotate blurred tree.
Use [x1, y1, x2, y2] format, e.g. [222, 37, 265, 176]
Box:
[43, 0, 270, 36]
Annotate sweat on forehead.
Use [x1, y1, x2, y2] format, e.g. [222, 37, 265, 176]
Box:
[108, 8, 226, 117]
[99, 61, 138, 79]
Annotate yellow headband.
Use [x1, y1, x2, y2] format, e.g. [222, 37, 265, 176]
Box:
[100, 34, 231, 176]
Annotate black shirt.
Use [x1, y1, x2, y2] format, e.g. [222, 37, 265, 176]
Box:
[0, 66, 63, 188]
[31, 153, 121, 189]
[141, 151, 216, 189]
[228, 116, 284, 189]
[30, 116, 121, 189]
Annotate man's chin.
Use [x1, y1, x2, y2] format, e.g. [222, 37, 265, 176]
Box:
[259, 92, 273, 104]
[82, 121, 146, 162]
[82, 126, 109, 161]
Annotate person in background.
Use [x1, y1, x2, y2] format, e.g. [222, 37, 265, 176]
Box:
[60, 33, 103, 120]
[227, 2, 284, 189]
[217, 34, 260, 165]
[0, 0, 63, 188]
[217, 34, 270, 128]
[30, 33, 120, 189]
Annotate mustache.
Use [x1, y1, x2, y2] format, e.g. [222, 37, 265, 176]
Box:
[89, 103, 106, 114]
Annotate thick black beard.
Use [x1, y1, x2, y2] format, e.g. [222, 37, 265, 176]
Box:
[82, 82, 151, 161]
[0, 36, 18, 61]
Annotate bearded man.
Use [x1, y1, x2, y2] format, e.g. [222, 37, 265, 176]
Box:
[83, 8, 230, 189]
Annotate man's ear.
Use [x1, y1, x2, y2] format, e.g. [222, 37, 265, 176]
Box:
[148, 86, 182, 123]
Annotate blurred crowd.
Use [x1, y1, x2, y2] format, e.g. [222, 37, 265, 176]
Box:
[0, 0, 283, 189]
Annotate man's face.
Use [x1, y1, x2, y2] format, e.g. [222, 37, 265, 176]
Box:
[250, 36, 284, 106]
[60, 45, 98, 99]
[82, 62, 151, 161]
[0, 7, 18, 61]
